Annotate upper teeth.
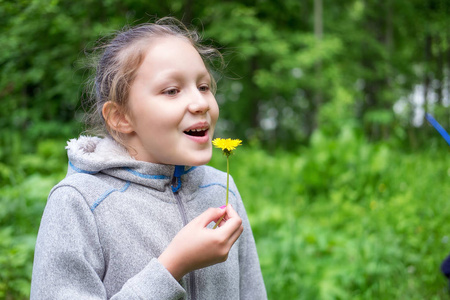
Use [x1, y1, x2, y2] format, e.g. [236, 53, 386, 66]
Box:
[188, 128, 207, 132]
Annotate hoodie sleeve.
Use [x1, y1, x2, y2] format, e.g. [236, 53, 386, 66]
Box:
[229, 178, 268, 300]
[31, 186, 186, 300]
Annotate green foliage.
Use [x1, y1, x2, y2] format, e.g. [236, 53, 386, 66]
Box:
[210, 128, 450, 299]
[0, 139, 66, 299]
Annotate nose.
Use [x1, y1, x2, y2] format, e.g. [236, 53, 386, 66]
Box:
[188, 89, 210, 114]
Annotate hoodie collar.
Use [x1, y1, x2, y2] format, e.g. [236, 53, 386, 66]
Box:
[66, 136, 203, 193]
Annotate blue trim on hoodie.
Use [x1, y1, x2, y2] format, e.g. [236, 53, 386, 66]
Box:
[69, 161, 98, 174]
[198, 183, 237, 198]
[90, 181, 131, 211]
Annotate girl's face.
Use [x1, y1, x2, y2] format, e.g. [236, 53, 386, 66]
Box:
[124, 37, 219, 166]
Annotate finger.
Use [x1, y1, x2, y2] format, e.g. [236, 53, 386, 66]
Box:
[222, 205, 240, 224]
[215, 207, 231, 228]
[228, 223, 244, 244]
[213, 211, 227, 223]
[196, 207, 226, 227]
[225, 204, 239, 218]
[217, 206, 242, 235]
[220, 219, 243, 248]
[216, 217, 227, 228]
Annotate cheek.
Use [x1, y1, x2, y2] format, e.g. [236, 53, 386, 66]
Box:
[134, 103, 174, 129]
[210, 100, 220, 125]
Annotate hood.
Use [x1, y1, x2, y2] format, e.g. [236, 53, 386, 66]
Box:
[66, 136, 201, 193]
[66, 136, 135, 174]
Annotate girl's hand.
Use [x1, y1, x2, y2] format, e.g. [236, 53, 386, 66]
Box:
[158, 205, 243, 281]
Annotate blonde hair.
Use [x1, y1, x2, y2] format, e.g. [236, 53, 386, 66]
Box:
[83, 17, 223, 143]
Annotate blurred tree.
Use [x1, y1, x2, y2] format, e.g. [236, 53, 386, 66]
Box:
[0, 0, 448, 155]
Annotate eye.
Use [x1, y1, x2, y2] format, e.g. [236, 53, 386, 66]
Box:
[198, 84, 210, 92]
[162, 88, 179, 96]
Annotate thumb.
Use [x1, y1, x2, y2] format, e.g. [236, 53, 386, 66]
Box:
[196, 207, 226, 227]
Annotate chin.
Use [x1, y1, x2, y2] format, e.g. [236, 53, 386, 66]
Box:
[186, 156, 211, 166]
[183, 150, 212, 166]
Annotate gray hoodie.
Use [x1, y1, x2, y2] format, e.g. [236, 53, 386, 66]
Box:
[31, 136, 266, 299]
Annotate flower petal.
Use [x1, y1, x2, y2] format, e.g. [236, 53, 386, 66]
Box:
[212, 138, 242, 152]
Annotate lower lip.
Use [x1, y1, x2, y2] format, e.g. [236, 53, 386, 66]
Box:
[184, 130, 210, 144]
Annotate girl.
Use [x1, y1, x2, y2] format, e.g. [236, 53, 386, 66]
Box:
[30, 17, 266, 299]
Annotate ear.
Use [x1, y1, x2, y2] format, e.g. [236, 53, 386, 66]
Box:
[102, 101, 134, 134]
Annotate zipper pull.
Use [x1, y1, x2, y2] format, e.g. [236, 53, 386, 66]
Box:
[171, 165, 185, 193]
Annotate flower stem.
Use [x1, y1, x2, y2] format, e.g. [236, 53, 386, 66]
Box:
[213, 155, 230, 229]
[226, 155, 229, 206]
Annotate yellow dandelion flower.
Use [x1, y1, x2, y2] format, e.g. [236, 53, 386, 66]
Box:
[212, 138, 242, 156]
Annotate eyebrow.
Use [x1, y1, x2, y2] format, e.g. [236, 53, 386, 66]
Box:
[153, 69, 211, 83]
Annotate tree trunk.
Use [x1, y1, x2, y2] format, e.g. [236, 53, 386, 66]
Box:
[423, 34, 432, 120]
[383, 0, 393, 139]
[313, 0, 323, 132]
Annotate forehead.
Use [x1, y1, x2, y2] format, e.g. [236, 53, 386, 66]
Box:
[136, 36, 208, 76]
[142, 36, 199, 60]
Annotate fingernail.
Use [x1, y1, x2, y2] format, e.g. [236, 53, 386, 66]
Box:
[219, 205, 226, 209]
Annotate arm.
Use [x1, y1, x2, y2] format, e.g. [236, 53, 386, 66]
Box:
[31, 186, 185, 300]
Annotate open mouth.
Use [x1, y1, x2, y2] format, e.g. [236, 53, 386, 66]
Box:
[184, 129, 207, 137]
